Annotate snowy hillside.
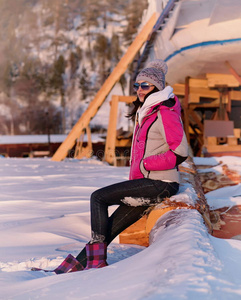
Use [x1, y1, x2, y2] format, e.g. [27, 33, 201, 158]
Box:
[0, 0, 148, 135]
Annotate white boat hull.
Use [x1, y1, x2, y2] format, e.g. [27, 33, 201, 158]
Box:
[145, 0, 241, 84]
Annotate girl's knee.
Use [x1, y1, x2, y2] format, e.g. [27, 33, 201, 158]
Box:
[90, 189, 102, 203]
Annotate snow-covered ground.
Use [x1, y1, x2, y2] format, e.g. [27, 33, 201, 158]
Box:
[1, 156, 241, 299]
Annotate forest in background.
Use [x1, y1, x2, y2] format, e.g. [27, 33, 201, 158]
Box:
[0, 0, 148, 135]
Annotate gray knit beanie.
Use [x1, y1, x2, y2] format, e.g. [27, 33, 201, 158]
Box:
[136, 59, 168, 91]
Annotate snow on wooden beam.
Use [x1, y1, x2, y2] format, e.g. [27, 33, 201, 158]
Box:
[149, 209, 209, 247]
[119, 156, 212, 247]
[147, 208, 223, 291]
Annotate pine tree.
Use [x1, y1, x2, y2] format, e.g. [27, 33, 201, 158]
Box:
[94, 33, 111, 85]
[50, 55, 66, 133]
[79, 67, 91, 100]
[110, 33, 126, 94]
[81, 0, 100, 53]
[69, 48, 82, 79]
[122, 0, 148, 45]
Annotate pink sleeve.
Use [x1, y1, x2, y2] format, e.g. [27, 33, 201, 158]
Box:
[143, 150, 176, 171]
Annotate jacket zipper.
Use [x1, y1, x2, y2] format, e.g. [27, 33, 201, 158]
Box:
[136, 119, 147, 142]
[136, 105, 161, 141]
[138, 115, 158, 178]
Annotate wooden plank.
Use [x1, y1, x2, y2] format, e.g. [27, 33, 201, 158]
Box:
[226, 91, 231, 113]
[230, 90, 241, 100]
[115, 139, 132, 147]
[189, 88, 220, 101]
[173, 84, 220, 102]
[189, 109, 204, 131]
[118, 96, 136, 103]
[189, 93, 201, 103]
[189, 102, 220, 108]
[189, 78, 209, 88]
[174, 76, 240, 101]
[51, 13, 157, 161]
[174, 83, 241, 101]
[228, 137, 238, 146]
[206, 145, 241, 152]
[173, 83, 185, 95]
[190, 87, 219, 98]
[119, 215, 149, 247]
[105, 95, 134, 164]
[234, 128, 241, 139]
[173, 79, 209, 94]
[225, 61, 241, 86]
[74, 126, 93, 159]
[104, 95, 119, 165]
[183, 77, 190, 143]
[206, 73, 240, 88]
[30, 151, 50, 157]
[205, 137, 217, 146]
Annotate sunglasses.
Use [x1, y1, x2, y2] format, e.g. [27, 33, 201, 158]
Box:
[133, 82, 154, 91]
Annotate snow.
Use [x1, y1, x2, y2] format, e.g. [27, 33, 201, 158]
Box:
[1, 156, 241, 299]
[0, 134, 104, 145]
[194, 156, 241, 210]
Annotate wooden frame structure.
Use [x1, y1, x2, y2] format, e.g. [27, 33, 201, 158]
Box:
[105, 95, 136, 165]
[51, 13, 157, 161]
[173, 68, 241, 156]
[74, 126, 93, 159]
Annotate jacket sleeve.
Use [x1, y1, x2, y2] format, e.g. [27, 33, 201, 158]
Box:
[143, 107, 188, 171]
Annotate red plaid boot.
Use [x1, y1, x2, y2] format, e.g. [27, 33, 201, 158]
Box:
[84, 242, 108, 270]
[53, 254, 84, 274]
[31, 254, 84, 274]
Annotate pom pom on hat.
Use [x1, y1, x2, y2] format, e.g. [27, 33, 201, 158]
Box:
[146, 59, 168, 75]
[136, 59, 167, 91]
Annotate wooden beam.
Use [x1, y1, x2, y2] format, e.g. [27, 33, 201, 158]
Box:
[189, 109, 204, 131]
[115, 139, 132, 147]
[173, 83, 185, 96]
[104, 95, 119, 165]
[189, 103, 220, 109]
[105, 95, 135, 164]
[117, 96, 136, 103]
[51, 13, 157, 161]
[74, 126, 93, 159]
[225, 61, 241, 85]
[226, 91, 231, 114]
[206, 73, 240, 88]
[174, 79, 209, 93]
[206, 145, 241, 153]
[173, 84, 220, 102]
[183, 77, 190, 143]
[234, 128, 241, 139]
[189, 78, 209, 88]
[230, 90, 241, 100]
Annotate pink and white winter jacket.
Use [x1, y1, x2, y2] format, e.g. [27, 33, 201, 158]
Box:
[129, 86, 188, 183]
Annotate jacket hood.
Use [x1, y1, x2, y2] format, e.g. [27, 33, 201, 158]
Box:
[138, 86, 179, 124]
